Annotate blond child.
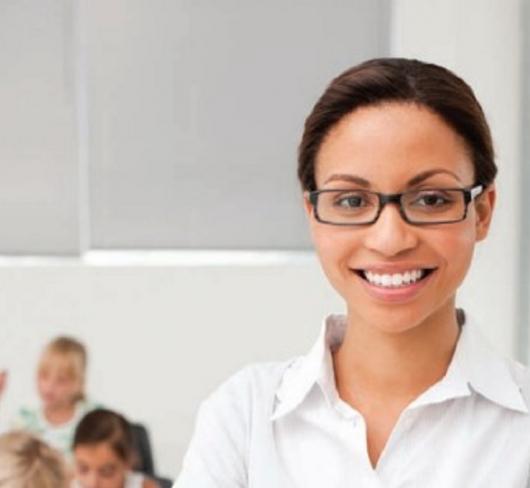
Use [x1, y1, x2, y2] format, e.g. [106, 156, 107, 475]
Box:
[12, 336, 97, 458]
[0, 430, 68, 487]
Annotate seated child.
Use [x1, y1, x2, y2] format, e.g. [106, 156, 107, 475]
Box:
[12, 336, 97, 458]
[0, 430, 68, 487]
[72, 408, 159, 488]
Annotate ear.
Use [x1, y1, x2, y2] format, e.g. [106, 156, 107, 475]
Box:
[303, 192, 314, 219]
[474, 184, 496, 241]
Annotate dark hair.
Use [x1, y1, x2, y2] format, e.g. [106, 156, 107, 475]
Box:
[298, 58, 496, 191]
[73, 409, 134, 463]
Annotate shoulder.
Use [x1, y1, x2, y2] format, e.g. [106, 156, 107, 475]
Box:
[214, 361, 295, 395]
[16, 405, 38, 419]
[195, 360, 295, 433]
[192, 360, 296, 454]
[202, 360, 296, 419]
[11, 406, 41, 430]
[176, 361, 295, 486]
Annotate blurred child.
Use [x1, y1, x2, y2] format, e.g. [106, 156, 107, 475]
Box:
[12, 336, 96, 458]
[0, 430, 68, 487]
[72, 408, 158, 488]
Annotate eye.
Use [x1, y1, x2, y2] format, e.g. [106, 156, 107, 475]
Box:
[412, 190, 454, 208]
[332, 191, 371, 209]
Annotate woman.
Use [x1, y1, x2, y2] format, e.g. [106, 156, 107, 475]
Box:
[175, 58, 530, 487]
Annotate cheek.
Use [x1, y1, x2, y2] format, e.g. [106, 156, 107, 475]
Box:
[104, 472, 126, 488]
[312, 225, 352, 263]
[311, 226, 358, 285]
[61, 381, 78, 398]
[37, 379, 54, 396]
[433, 226, 476, 282]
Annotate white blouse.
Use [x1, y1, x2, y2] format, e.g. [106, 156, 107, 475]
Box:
[174, 314, 530, 487]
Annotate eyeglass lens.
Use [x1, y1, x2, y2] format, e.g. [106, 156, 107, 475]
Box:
[315, 189, 467, 224]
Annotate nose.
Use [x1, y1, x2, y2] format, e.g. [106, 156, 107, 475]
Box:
[363, 203, 418, 257]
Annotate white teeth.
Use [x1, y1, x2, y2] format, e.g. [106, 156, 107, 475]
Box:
[392, 274, 403, 286]
[363, 269, 428, 288]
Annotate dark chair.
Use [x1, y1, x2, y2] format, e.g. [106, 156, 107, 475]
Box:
[130, 423, 156, 476]
[130, 422, 173, 488]
[154, 477, 173, 488]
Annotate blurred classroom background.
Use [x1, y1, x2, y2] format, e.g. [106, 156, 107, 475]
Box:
[0, 0, 528, 479]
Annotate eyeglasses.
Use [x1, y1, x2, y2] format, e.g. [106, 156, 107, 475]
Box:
[307, 185, 484, 226]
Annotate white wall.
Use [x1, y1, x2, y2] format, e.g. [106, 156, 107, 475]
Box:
[0, 0, 81, 254]
[0, 257, 343, 478]
[391, 0, 524, 357]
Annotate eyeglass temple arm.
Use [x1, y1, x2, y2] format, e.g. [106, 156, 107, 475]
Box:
[471, 185, 484, 199]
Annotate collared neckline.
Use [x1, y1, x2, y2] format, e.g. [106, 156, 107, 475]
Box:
[447, 316, 528, 413]
[271, 314, 342, 420]
[271, 313, 529, 421]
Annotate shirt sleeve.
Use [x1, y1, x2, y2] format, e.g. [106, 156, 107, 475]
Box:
[173, 368, 251, 488]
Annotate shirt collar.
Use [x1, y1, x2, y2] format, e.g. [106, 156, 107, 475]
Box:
[271, 314, 343, 420]
[446, 315, 528, 413]
[271, 313, 529, 421]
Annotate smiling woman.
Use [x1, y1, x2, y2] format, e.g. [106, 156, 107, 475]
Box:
[174, 59, 530, 488]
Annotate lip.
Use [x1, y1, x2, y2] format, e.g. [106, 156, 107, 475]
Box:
[353, 267, 437, 303]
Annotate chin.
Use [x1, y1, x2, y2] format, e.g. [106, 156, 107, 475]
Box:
[42, 398, 59, 409]
[347, 299, 439, 335]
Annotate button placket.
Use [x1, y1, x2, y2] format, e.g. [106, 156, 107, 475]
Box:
[377, 409, 417, 483]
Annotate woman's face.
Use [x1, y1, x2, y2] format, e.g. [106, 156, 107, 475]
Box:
[305, 102, 495, 333]
[74, 442, 129, 488]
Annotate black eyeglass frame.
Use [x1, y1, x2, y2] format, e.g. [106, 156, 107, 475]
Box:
[307, 185, 485, 226]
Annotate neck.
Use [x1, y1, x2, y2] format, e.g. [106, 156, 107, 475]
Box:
[44, 402, 76, 426]
[334, 300, 460, 404]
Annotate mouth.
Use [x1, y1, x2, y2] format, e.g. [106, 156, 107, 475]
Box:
[353, 268, 437, 289]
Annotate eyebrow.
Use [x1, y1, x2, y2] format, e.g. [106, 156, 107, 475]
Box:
[323, 169, 462, 188]
[407, 169, 462, 187]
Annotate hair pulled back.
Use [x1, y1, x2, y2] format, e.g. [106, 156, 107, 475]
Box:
[298, 58, 496, 191]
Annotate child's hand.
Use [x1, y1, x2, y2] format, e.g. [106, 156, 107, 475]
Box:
[0, 371, 7, 398]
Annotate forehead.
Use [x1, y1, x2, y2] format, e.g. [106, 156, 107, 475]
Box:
[38, 352, 76, 378]
[75, 442, 123, 465]
[315, 102, 474, 189]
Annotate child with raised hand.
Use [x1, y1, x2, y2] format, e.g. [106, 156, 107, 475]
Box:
[72, 408, 159, 488]
[0, 430, 68, 487]
[12, 336, 97, 458]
